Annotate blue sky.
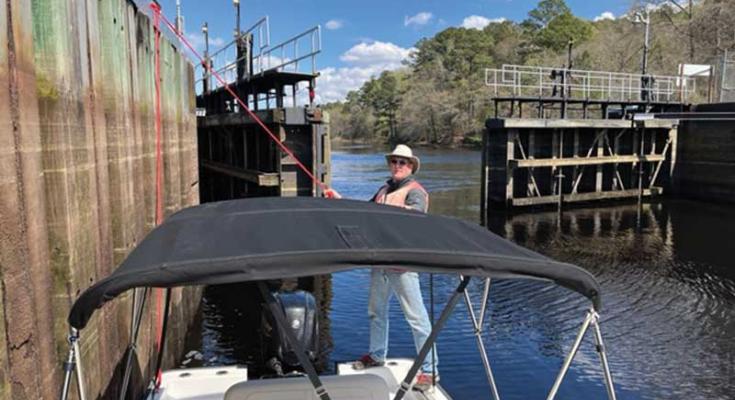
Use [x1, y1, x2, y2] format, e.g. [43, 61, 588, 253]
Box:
[158, 0, 631, 103]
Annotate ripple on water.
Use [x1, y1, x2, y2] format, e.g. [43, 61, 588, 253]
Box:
[195, 147, 735, 400]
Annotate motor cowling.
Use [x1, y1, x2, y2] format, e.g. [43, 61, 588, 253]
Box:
[264, 290, 319, 370]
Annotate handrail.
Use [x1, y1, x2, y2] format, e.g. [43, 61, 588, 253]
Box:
[252, 25, 321, 75]
[195, 21, 320, 94]
[486, 64, 698, 103]
[195, 16, 271, 92]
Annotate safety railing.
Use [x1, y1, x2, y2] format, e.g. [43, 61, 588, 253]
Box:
[485, 64, 696, 103]
[252, 25, 321, 75]
[196, 21, 320, 94]
[195, 16, 271, 92]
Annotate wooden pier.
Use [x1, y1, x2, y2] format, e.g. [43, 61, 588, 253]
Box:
[481, 118, 679, 219]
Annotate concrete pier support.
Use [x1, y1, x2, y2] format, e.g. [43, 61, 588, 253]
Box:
[0, 1, 199, 399]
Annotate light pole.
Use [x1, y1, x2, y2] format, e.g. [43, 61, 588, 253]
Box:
[633, 9, 651, 101]
[175, 0, 183, 35]
[202, 22, 210, 94]
[234, 0, 241, 40]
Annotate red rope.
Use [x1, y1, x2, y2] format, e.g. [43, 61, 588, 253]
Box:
[154, 7, 330, 193]
[150, 1, 165, 389]
[147, 2, 335, 389]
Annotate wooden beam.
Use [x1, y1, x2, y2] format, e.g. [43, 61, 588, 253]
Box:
[486, 118, 678, 130]
[201, 160, 280, 186]
[506, 129, 517, 204]
[510, 154, 665, 168]
[511, 187, 663, 206]
[199, 109, 285, 127]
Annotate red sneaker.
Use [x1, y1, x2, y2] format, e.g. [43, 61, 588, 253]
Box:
[352, 354, 384, 370]
[414, 372, 440, 391]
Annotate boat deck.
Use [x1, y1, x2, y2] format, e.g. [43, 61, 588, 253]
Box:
[148, 359, 450, 400]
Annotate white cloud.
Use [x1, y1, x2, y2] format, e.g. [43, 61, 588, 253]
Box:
[593, 11, 615, 22]
[317, 41, 414, 103]
[460, 15, 506, 30]
[325, 19, 343, 30]
[339, 41, 413, 67]
[185, 32, 225, 54]
[404, 12, 433, 27]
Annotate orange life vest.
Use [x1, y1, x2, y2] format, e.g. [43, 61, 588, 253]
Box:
[374, 180, 429, 212]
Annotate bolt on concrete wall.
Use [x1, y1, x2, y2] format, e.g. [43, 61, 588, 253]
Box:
[0, 0, 199, 399]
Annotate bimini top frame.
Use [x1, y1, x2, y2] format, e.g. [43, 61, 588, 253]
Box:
[62, 197, 615, 400]
[68, 197, 601, 329]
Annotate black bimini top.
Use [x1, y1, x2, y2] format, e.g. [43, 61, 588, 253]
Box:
[68, 197, 601, 329]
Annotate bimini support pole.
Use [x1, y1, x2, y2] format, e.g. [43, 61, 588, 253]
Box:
[59, 328, 87, 400]
[463, 278, 500, 400]
[119, 288, 150, 400]
[592, 313, 617, 400]
[393, 276, 471, 400]
[546, 309, 617, 400]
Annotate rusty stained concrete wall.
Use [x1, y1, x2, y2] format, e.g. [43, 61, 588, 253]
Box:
[0, 0, 199, 399]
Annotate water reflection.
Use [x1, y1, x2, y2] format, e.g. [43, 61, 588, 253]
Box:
[486, 201, 735, 400]
[193, 145, 735, 400]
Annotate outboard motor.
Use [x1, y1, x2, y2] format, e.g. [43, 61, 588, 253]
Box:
[261, 290, 319, 375]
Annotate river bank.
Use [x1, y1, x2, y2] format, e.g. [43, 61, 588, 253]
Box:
[330, 135, 483, 150]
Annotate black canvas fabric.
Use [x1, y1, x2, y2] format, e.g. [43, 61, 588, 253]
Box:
[68, 197, 601, 329]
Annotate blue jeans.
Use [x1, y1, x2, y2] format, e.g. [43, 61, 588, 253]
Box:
[368, 269, 437, 373]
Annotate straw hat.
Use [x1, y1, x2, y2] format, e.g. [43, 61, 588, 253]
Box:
[385, 144, 420, 174]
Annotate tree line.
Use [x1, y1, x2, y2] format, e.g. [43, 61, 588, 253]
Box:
[323, 0, 735, 146]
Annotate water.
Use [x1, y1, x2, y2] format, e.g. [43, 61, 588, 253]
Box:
[194, 145, 735, 399]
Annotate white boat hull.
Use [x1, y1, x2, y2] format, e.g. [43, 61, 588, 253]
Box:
[148, 359, 450, 400]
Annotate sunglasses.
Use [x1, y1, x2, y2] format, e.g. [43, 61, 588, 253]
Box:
[389, 158, 410, 166]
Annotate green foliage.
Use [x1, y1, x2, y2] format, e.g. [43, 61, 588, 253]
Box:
[534, 11, 593, 51]
[525, 0, 571, 30]
[327, 0, 735, 145]
[413, 27, 495, 84]
[360, 71, 403, 139]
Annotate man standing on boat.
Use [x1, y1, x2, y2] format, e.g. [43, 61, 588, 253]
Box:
[326, 144, 437, 389]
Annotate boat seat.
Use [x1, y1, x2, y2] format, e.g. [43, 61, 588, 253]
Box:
[224, 374, 390, 400]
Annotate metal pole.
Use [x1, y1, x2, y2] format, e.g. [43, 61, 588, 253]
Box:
[546, 310, 595, 400]
[430, 274, 436, 387]
[202, 23, 210, 94]
[463, 281, 500, 400]
[567, 40, 574, 70]
[592, 315, 617, 400]
[720, 50, 728, 103]
[119, 288, 149, 400]
[175, 0, 182, 35]
[60, 340, 75, 400]
[640, 9, 650, 102]
[60, 329, 86, 400]
[642, 10, 649, 77]
[637, 125, 645, 229]
[152, 288, 172, 391]
[394, 276, 471, 400]
[233, 0, 240, 40]
[74, 337, 87, 400]
[478, 278, 491, 326]
[557, 130, 564, 217]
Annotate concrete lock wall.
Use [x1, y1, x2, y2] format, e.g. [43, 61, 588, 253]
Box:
[1, 0, 199, 399]
[675, 103, 735, 203]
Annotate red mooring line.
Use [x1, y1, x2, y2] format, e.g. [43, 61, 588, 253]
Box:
[148, 2, 334, 389]
[150, 1, 166, 389]
[154, 4, 329, 193]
